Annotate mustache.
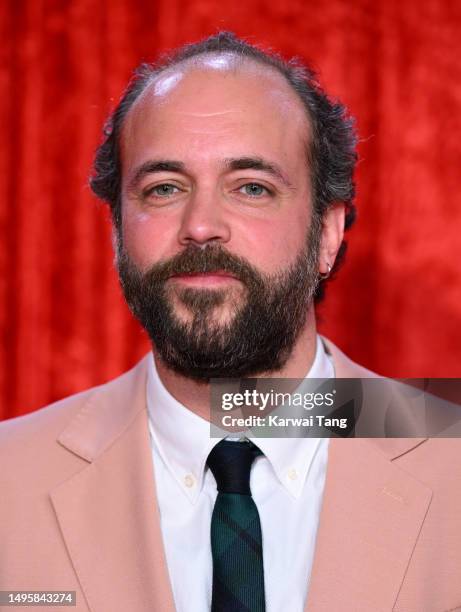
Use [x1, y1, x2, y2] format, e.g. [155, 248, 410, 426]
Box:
[136, 244, 262, 285]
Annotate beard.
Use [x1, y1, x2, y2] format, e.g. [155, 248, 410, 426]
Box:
[116, 216, 322, 381]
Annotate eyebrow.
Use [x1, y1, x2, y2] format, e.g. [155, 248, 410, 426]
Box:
[126, 156, 294, 192]
[126, 160, 186, 192]
[224, 157, 294, 189]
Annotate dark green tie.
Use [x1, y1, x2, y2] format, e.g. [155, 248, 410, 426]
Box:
[207, 439, 266, 612]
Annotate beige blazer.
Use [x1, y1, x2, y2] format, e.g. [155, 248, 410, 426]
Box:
[1, 338, 460, 612]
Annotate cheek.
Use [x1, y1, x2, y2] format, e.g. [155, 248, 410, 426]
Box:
[121, 208, 177, 269]
[235, 214, 310, 273]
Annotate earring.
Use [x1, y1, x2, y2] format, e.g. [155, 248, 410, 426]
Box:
[319, 263, 332, 280]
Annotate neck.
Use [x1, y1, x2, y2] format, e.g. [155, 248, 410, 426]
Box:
[152, 308, 318, 421]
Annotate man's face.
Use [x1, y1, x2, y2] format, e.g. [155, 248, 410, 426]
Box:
[118, 57, 322, 379]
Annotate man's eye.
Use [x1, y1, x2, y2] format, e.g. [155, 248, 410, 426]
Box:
[146, 184, 180, 197]
[238, 183, 270, 197]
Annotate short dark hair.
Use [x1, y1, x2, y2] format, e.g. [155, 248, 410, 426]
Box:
[90, 31, 357, 300]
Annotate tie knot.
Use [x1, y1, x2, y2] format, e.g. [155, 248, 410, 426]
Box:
[207, 439, 262, 495]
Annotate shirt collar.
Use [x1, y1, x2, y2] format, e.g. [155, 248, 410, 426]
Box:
[147, 335, 334, 503]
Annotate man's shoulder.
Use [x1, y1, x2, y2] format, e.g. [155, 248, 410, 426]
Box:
[0, 354, 151, 453]
[0, 354, 152, 530]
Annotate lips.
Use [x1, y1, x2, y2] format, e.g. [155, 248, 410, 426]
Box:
[171, 271, 237, 279]
[168, 271, 240, 286]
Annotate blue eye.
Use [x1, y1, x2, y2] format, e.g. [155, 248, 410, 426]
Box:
[148, 184, 179, 197]
[239, 183, 269, 197]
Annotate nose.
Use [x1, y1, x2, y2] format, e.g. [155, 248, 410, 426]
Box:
[177, 187, 231, 247]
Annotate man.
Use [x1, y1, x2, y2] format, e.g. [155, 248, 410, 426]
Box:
[1, 32, 460, 612]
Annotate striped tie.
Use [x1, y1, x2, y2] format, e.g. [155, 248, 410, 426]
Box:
[207, 439, 266, 612]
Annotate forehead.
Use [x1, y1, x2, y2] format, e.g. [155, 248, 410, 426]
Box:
[121, 57, 310, 170]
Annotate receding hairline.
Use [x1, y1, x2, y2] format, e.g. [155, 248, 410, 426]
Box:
[122, 51, 313, 145]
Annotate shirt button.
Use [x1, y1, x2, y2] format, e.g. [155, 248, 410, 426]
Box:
[184, 474, 195, 488]
[287, 468, 298, 481]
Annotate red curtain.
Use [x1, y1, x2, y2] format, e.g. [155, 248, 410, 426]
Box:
[1, 0, 460, 419]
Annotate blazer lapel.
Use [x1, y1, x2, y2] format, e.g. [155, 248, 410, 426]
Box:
[50, 357, 175, 612]
[305, 338, 433, 610]
[304, 438, 432, 611]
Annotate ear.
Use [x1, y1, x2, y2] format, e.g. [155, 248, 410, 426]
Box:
[111, 225, 119, 252]
[111, 225, 123, 267]
[319, 203, 345, 275]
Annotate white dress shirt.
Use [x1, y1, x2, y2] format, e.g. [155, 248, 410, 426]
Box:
[146, 335, 334, 612]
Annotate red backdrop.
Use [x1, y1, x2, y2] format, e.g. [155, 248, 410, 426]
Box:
[1, 0, 460, 419]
